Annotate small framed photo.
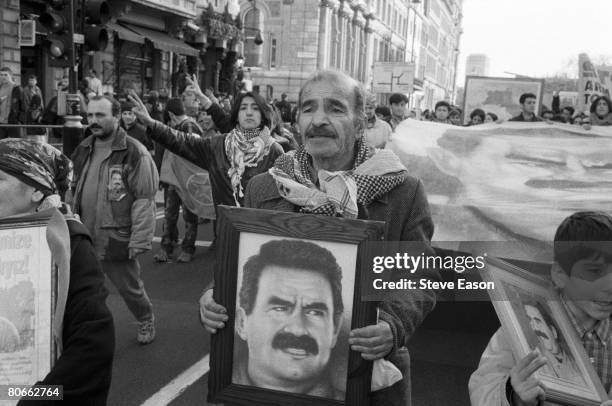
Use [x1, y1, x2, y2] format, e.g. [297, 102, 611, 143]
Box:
[481, 257, 609, 405]
[0, 211, 56, 386]
[208, 206, 385, 406]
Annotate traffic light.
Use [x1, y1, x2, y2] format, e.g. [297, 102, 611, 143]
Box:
[39, 0, 73, 67]
[83, 0, 110, 52]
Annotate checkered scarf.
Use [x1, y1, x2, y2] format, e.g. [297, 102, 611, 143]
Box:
[269, 138, 408, 218]
[225, 126, 275, 204]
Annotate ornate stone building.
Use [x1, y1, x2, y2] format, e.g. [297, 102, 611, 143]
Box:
[237, 0, 463, 109]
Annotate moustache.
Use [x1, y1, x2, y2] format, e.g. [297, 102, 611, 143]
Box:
[89, 125, 102, 130]
[272, 332, 319, 356]
[305, 127, 336, 139]
[534, 330, 550, 340]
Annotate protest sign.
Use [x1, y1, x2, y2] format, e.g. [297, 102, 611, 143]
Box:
[389, 119, 612, 260]
[577, 53, 610, 113]
[463, 76, 544, 124]
[0, 213, 55, 391]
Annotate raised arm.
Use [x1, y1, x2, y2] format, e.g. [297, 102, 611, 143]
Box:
[128, 90, 214, 170]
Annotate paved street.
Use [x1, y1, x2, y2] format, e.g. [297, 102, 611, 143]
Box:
[105, 203, 214, 406]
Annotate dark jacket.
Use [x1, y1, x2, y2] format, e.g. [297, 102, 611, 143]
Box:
[123, 121, 154, 152]
[70, 127, 158, 260]
[19, 219, 115, 405]
[508, 112, 543, 122]
[244, 172, 439, 406]
[147, 121, 283, 207]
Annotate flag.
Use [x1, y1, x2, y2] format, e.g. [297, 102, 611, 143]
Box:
[160, 152, 215, 219]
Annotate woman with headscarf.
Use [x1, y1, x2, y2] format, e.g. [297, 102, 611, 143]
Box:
[128, 80, 283, 247]
[0, 139, 114, 404]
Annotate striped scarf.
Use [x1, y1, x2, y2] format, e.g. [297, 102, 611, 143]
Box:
[269, 138, 408, 218]
[224, 126, 275, 204]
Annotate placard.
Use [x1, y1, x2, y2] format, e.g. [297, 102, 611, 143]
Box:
[0, 213, 55, 392]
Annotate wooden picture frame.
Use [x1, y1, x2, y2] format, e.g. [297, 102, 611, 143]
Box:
[0, 211, 56, 385]
[208, 206, 385, 406]
[462, 76, 545, 124]
[481, 257, 609, 405]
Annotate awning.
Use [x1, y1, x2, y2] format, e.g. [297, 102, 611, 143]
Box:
[122, 24, 199, 56]
[107, 22, 145, 44]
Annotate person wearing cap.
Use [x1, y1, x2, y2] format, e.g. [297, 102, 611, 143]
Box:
[0, 139, 115, 404]
[154, 98, 204, 263]
[70, 95, 158, 345]
[120, 100, 154, 155]
[364, 92, 392, 149]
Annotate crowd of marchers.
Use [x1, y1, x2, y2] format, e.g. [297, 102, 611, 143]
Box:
[0, 63, 611, 406]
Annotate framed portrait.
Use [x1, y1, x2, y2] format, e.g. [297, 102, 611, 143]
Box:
[0, 211, 56, 387]
[208, 206, 385, 406]
[481, 257, 609, 405]
[462, 76, 545, 124]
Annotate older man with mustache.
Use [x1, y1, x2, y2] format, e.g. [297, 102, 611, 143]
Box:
[201, 70, 440, 406]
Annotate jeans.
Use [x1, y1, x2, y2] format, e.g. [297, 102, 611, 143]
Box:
[101, 258, 153, 322]
[161, 186, 198, 255]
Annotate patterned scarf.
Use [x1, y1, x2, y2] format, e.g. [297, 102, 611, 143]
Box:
[225, 126, 275, 204]
[269, 138, 408, 218]
[0, 139, 72, 211]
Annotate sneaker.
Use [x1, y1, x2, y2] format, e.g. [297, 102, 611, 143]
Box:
[176, 251, 193, 263]
[154, 250, 170, 263]
[137, 318, 156, 345]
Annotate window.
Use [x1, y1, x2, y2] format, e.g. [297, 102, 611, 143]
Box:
[243, 8, 263, 67]
[330, 12, 338, 67]
[270, 38, 277, 68]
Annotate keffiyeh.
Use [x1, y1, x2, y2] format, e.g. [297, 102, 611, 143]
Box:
[0, 139, 73, 210]
[225, 126, 275, 204]
[269, 138, 408, 218]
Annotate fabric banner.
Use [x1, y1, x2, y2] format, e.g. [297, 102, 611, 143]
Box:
[160, 152, 216, 220]
[577, 53, 610, 113]
[390, 119, 612, 260]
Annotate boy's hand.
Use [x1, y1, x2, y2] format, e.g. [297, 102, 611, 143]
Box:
[199, 289, 228, 334]
[509, 350, 547, 406]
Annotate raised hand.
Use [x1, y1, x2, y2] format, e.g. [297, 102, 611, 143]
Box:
[127, 90, 155, 127]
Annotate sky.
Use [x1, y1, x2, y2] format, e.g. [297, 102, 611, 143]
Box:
[457, 0, 612, 85]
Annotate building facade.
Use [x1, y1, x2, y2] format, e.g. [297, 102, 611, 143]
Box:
[413, 0, 463, 109]
[236, 0, 463, 110]
[1, 0, 463, 110]
[5, 0, 244, 103]
[466, 53, 490, 76]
